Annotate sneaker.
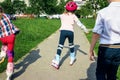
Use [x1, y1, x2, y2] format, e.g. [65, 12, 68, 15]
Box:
[70, 58, 76, 66]
[70, 52, 76, 66]
[51, 59, 59, 69]
[6, 62, 14, 80]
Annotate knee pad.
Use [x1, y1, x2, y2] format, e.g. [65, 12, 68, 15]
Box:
[57, 44, 63, 55]
[57, 44, 63, 50]
[8, 57, 13, 62]
[7, 51, 14, 62]
[69, 43, 74, 52]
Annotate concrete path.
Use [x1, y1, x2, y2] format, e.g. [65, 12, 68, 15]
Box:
[0, 26, 97, 80]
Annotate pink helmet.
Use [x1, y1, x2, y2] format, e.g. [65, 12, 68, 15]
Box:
[65, 1, 77, 12]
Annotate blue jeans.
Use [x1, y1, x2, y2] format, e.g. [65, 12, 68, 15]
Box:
[56, 30, 74, 55]
[96, 46, 120, 80]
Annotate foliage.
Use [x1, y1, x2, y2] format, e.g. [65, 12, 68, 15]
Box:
[79, 1, 93, 18]
[0, 0, 27, 14]
[29, 0, 43, 16]
[42, 0, 57, 14]
[29, 0, 58, 15]
[28, 0, 71, 15]
[0, 0, 14, 14]
[117, 67, 120, 80]
[0, 0, 109, 16]
[12, 0, 26, 14]
[24, 7, 33, 14]
[80, 0, 109, 18]
[96, 0, 109, 9]
[55, 0, 70, 14]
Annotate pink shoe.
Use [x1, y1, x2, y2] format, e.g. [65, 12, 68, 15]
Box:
[70, 52, 76, 66]
[6, 62, 14, 80]
[70, 58, 76, 66]
[51, 59, 59, 69]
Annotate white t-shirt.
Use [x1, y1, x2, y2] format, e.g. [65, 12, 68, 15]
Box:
[93, 2, 120, 44]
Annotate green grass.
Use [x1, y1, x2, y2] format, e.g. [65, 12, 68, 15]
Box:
[13, 18, 60, 62]
[80, 18, 99, 53]
[0, 18, 60, 72]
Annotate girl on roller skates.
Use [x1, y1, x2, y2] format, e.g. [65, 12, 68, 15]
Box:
[0, 6, 20, 80]
[51, 1, 89, 69]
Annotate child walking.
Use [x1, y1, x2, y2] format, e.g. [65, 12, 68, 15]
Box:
[0, 6, 20, 80]
[51, 1, 89, 69]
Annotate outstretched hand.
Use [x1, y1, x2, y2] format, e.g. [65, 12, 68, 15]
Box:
[84, 29, 89, 34]
[85, 31, 89, 34]
[15, 27, 20, 35]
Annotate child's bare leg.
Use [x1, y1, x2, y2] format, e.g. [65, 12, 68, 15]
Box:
[0, 45, 7, 64]
[6, 50, 14, 80]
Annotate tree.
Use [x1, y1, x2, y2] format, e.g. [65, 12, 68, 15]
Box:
[12, 0, 26, 14]
[97, 0, 108, 9]
[29, 0, 59, 15]
[29, 0, 44, 17]
[0, 0, 27, 14]
[55, 0, 69, 14]
[41, 0, 58, 14]
[79, 1, 93, 18]
[0, 0, 14, 14]
[29, 0, 70, 15]
[25, 7, 33, 14]
[80, 0, 109, 18]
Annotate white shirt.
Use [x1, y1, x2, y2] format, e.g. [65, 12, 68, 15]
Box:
[93, 2, 120, 44]
[60, 13, 87, 32]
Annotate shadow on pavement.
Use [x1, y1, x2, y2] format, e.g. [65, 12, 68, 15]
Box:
[74, 45, 87, 55]
[12, 49, 41, 80]
[59, 44, 87, 67]
[79, 58, 97, 80]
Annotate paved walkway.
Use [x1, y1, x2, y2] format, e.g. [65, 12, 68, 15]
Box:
[0, 26, 97, 80]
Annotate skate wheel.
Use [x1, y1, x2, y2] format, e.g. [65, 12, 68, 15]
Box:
[51, 62, 59, 69]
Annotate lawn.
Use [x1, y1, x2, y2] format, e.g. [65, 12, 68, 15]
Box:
[0, 18, 60, 72]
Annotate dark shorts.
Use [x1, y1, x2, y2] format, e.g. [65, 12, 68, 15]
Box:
[98, 46, 120, 65]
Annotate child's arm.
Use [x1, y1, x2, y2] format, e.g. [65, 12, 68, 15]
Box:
[74, 15, 89, 34]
